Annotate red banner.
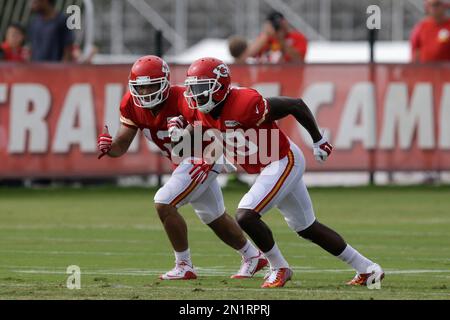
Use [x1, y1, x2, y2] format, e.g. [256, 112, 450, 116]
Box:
[1, 63, 449, 178]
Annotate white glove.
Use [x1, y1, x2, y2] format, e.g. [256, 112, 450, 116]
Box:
[313, 136, 333, 163]
[167, 116, 186, 142]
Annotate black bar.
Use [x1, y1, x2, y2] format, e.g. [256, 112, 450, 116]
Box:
[1, 300, 449, 318]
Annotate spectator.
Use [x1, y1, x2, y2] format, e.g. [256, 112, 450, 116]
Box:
[0, 23, 29, 62]
[410, 0, 450, 62]
[245, 11, 308, 63]
[228, 36, 249, 63]
[28, 0, 75, 62]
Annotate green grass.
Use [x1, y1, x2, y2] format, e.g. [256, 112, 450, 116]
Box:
[0, 185, 449, 300]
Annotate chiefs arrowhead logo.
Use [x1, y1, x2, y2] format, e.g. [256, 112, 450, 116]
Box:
[213, 64, 230, 78]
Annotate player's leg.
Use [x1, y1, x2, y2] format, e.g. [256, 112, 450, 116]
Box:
[190, 179, 268, 278]
[153, 203, 196, 280]
[276, 175, 346, 255]
[155, 203, 188, 253]
[298, 220, 384, 286]
[276, 154, 384, 286]
[153, 161, 207, 280]
[235, 208, 291, 286]
[207, 213, 247, 250]
[236, 149, 301, 288]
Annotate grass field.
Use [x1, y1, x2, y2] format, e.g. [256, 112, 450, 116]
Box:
[0, 185, 449, 300]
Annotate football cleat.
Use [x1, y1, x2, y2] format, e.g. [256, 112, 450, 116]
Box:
[347, 264, 385, 286]
[230, 252, 269, 279]
[261, 268, 293, 288]
[159, 261, 197, 280]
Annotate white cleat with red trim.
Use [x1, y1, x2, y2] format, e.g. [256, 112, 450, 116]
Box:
[159, 261, 197, 280]
[230, 252, 269, 279]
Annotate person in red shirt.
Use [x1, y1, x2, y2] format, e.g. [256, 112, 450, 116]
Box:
[411, 0, 450, 62]
[172, 57, 384, 288]
[97, 56, 268, 281]
[245, 11, 307, 63]
[0, 23, 29, 62]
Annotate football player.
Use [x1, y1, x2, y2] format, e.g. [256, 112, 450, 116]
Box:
[97, 55, 267, 280]
[173, 57, 384, 288]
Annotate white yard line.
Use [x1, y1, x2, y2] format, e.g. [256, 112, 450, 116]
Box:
[0, 249, 237, 257]
[7, 267, 450, 277]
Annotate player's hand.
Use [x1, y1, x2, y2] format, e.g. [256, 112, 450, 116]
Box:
[97, 125, 112, 159]
[189, 159, 214, 184]
[167, 116, 186, 142]
[313, 136, 333, 163]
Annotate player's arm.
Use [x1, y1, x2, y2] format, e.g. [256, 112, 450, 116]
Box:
[264, 96, 332, 162]
[265, 97, 321, 142]
[167, 117, 233, 183]
[97, 123, 137, 159]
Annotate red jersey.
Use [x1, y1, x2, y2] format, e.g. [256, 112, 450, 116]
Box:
[410, 17, 450, 62]
[119, 85, 186, 160]
[181, 87, 291, 174]
[0, 42, 28, 62]
[257, 30, 307, 63]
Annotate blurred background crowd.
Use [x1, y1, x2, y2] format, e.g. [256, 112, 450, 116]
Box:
[1, 0, 450, 187]
[1, 0, 449, 64]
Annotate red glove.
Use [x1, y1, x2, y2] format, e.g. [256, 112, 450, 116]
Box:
[189, 159, 214, 184]
[97, 125, 112, 159]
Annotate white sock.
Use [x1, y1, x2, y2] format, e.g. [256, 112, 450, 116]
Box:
[174, 249, 192, 265]
[263, 244, 289, 269]
[337, 244, 374, 274]
[238, 240, 260, 260]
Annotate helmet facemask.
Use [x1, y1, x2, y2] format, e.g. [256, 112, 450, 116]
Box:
[129, 76, 169, 109]
[184, 77, 222, 113]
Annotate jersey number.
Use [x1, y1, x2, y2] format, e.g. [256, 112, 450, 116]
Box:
[142, 128, 172, 157]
